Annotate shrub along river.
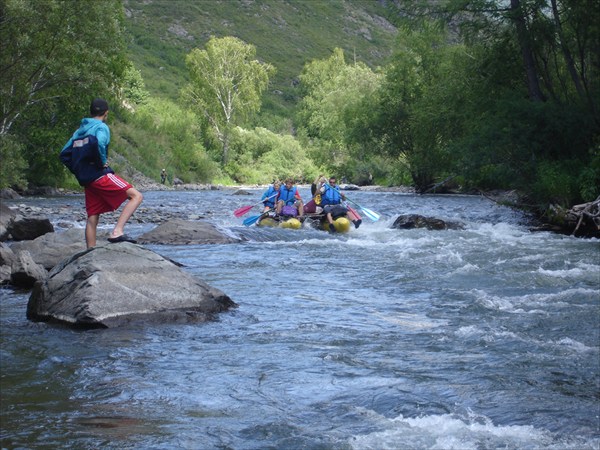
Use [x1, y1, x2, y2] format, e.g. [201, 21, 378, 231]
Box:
[1, 188, 598, 449]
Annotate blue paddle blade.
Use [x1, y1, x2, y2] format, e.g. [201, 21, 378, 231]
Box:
[345, 197, 380, 222]
[243, 214, 262, 226]
[360, 206, 380, 222]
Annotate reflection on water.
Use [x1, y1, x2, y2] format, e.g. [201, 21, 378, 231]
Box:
[1, 190, 598, 449]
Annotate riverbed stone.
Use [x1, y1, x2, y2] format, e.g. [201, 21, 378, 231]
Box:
[0, 202, 17, 241]
[8, 216, 54, 241]
[10, 250, 47, 288]
[10, 228, 87, 270]
[27, 242, 237, 328]
[137, 219, 242, 245]
[391, 214, 465, 230]
[0, 243, 15, 284]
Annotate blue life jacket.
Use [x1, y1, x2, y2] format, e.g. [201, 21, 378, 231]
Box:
[262, 185, 279, 207]
[59, 135, 113, 186]
[322, 185, 342, 205]
[279, 186, 298, 206]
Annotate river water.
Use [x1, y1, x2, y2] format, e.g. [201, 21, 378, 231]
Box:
[1, 189, 598, 449]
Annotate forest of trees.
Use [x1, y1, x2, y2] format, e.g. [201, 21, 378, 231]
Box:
[1, 0, 598, 218]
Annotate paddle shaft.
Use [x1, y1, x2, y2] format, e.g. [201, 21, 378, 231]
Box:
[234, 193, 278, 217]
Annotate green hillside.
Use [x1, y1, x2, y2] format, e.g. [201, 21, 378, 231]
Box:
[123, 0, 399, 116]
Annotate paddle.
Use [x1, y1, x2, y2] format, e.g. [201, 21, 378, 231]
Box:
[344, 197, 380, 222]
[243, 211, 270, 227]
[344, 202, 362, 221]
[234, 193, 277, 218]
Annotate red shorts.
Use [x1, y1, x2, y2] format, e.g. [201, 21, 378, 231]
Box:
[85, 173, 133, 217]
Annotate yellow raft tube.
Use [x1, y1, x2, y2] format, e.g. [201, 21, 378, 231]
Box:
[257, 215, 351, 233]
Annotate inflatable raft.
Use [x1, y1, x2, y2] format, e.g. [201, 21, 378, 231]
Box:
[256, 213, 351, 233]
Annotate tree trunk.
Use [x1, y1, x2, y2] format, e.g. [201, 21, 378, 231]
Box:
[510, 0, 546, 102]
[550, 0, 586, 100]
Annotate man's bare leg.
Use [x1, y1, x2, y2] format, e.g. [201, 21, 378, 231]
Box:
[86, 214, 100, 248]
[110, 187, 143, 239]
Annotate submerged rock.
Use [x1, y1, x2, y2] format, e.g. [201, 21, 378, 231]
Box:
[391, 214, 465, 231]
[27, 242, 237, 328]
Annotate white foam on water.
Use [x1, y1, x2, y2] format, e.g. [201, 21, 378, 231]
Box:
[536, 266, 590, 278]
[469, 288, 598, 314]
[370, 310, 444, 331]
[455, 316, 598, 353]
[471, 289, 525, 313]
[348, 409, 599, 450]
[554, 337, 596, 353]
[450, 262, 480, 274]
[456, 325, 521, 343]
[470, 222, 533, 243]
[434, 250, 464, 264]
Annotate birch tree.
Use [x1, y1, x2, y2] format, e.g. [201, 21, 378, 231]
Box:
[184, 36, 274, 166]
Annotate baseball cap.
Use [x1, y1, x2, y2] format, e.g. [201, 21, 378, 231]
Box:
[90, 98, 109, 116]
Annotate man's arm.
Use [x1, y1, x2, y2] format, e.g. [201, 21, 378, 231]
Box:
[95, 125, 111, 165]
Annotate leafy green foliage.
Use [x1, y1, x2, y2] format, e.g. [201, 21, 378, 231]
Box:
[184, 37, 275, 165]
[576, 141, 600, 202]
[226, 127, 318, 184]
[365, 22, 466, 191]
[112, 98, 217, 183]
[0, 0, 129, 186]
[0, 135, 27, 189]
[119, 64, 150, 107]
[531, 160, 580, 206]
[296, 48, 385, 181]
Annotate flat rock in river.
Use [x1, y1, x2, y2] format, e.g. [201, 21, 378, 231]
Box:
[137, 219, 242, 245]
[10, 228, 87, 270]
[27, 242, 237, 328]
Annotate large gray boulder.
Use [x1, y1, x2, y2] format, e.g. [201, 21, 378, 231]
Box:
[27, 243, 237, 328]
[137, 219, 242, 245]
[10, 228, 87, 270]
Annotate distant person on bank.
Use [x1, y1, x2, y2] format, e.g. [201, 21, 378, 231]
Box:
[60, 98, 143, 248]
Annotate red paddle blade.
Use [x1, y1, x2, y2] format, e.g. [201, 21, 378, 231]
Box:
[347, 205, 362, 221]
[234, 205, 254, 217]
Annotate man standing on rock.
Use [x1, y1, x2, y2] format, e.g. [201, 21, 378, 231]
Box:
[60, 98, 143, 248]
